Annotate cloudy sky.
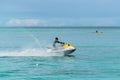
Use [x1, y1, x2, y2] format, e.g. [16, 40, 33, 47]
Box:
[0, 0, 120, 26]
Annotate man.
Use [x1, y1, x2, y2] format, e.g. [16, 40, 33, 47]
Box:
[53, 37, 64, 47]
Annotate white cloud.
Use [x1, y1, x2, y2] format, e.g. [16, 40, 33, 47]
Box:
[7, 18, 66, 27]
[5, 17, 120, 27]
[7, 18, 46, 26]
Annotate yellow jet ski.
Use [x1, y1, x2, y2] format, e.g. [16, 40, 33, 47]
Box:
[61, 43, 76, 55]
[47, 43, 76, 56]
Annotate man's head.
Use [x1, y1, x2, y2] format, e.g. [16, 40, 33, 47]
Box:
[55, 37, 58, 40]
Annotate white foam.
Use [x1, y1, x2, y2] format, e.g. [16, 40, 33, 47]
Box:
[0, 48, 64, 57]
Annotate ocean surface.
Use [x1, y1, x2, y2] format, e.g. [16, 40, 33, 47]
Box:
[0, 27, 120, 80]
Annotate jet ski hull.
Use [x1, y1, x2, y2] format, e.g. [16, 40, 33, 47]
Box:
[47, 46, 76, 56]
[64, 48, 76, 55]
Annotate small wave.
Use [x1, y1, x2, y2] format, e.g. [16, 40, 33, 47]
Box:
[0, 48, 64, 57]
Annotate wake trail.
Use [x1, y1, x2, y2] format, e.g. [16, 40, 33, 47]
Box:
[0, 28, 65, 57]
[23, 28, 41, 47]
[0, 48, 64, 57]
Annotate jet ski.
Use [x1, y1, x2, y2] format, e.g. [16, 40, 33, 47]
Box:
[47, 43, 76, 56]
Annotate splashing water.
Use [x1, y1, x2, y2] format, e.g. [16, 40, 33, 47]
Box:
[0, 28, 66, 57]
[23, 28, 41, 47]
[0, 48, 64, 57]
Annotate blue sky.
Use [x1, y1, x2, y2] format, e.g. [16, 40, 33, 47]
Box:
[0, 0, 120, 26]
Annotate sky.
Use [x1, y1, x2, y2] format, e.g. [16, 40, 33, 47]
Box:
[0, 0, 120, 27]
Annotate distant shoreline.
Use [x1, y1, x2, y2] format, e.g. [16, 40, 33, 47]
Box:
[0, 26, 120, 29]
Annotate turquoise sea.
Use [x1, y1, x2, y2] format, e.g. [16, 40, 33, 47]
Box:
[0, 27, 120, 80]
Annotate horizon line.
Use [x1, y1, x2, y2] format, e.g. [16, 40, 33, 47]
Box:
[0, 26, 120, 29]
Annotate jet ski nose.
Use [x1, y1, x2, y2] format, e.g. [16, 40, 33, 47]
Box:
[73, 48, 76, 51]
[71, 48, 76, 52]
[63, 47, 76, 56]
[71, 47, 76, 51]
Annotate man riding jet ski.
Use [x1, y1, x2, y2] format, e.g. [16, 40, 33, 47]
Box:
[47, 37, 76, 55]
[53, 37, 65, 47]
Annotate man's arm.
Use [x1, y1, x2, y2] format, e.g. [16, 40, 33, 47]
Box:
[53, 40, 64, 47]
[58, 41, 64, 44]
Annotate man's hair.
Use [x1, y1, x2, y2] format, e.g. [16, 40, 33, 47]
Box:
[55, 37, 58, 40]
